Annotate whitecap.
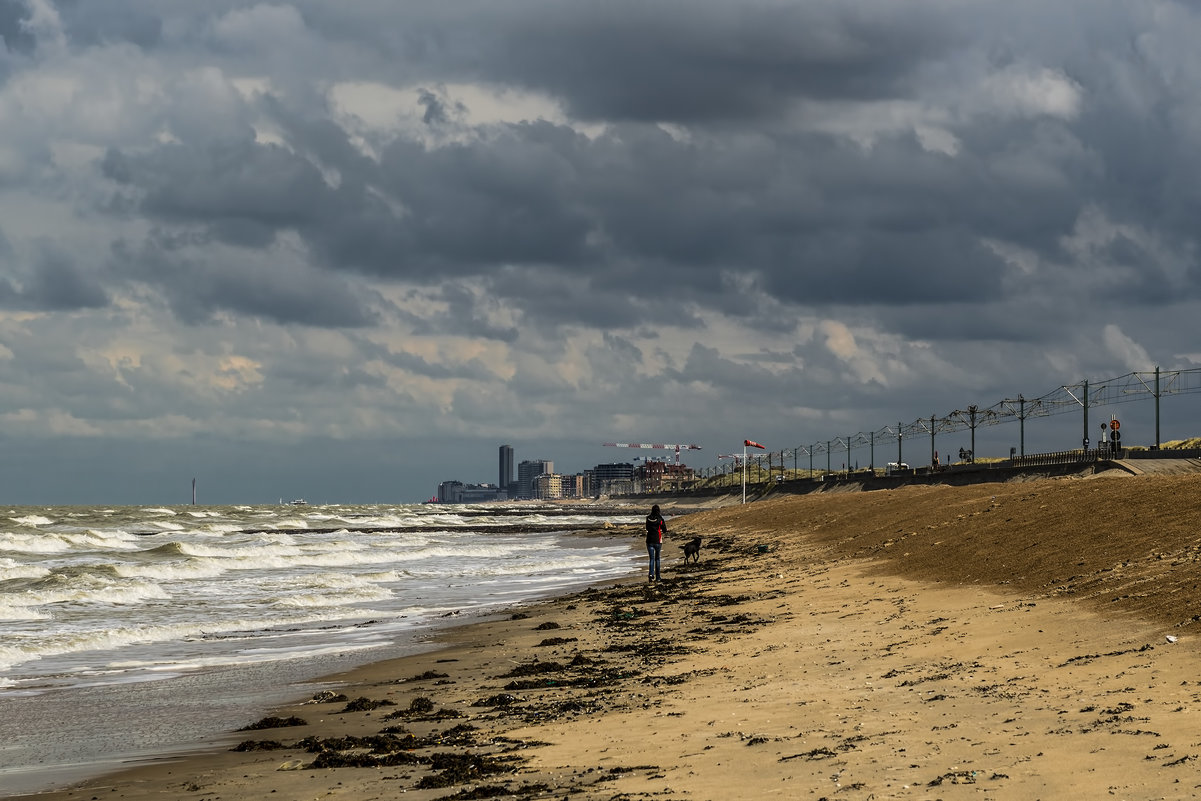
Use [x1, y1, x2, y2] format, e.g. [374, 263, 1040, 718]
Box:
[9, 515, 54, 527]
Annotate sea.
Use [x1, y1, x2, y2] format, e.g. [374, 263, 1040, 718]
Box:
[0, 502, 645, 796]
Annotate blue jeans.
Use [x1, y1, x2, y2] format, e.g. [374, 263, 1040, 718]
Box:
[646, 543, 661, 580]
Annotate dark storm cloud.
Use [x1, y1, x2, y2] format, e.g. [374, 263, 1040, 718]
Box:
[0, 245, 108, 311]
[295, 0, 952, 122]
[0, 0, 34, 54]
[110, 237, 378, 328]
[65, 2, 1201, 348]
[102, 141, 330, 249]
[461, 1, 950, 123]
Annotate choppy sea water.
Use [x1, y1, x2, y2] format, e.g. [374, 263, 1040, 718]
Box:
[0, 502, 644, 796]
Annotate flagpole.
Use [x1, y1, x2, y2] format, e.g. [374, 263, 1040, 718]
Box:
[742, 442, 747, 504]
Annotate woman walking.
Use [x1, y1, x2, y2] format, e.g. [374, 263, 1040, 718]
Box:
[644, 504, 667, 581]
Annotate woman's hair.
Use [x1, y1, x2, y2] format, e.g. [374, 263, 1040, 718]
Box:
[650, 504, 660, 516]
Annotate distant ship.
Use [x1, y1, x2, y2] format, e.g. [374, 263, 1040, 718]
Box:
[287, 499, 308, 506]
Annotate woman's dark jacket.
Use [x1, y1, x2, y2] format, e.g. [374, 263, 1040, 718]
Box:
[645, 512, 666, 545]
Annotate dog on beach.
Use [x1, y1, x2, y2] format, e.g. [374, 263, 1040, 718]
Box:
[682, 537, 702, 563]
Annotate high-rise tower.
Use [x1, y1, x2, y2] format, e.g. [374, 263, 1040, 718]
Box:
[499, 444, 514, 495]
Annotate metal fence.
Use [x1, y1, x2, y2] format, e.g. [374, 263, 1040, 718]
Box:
[702, 366, 1201, 478]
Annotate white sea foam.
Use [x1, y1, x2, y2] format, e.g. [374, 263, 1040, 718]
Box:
[112, 559, 227, 581]
[0, 532, 74, 554]
[0, 559, 50, 581]
[10, 515, 55, 526]
[0, 601, 49, 622]
[17, 575, 171, 608]
[0, 502, 641, 701]
[274, 584, 393, 608]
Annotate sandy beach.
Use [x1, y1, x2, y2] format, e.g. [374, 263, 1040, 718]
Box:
[12, 471, 1201, 800]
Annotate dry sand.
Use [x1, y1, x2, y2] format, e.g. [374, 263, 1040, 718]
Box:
[12, 471, 1201, 800]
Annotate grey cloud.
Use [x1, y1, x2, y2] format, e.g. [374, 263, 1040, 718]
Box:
[24, 251, 109, 310]
[0, 245, 108, 311]
[294, 0, 954, 122]
[56, 2, 163, 49]
[111, 237, 379, 328]
[0, 0, 33, 54]
[83, 0, 1201, 350]
[102, 140, 329, 247]
[407, 283, 520, 342]
[347, 333, 499, 382]
[473, 2, 951, 123]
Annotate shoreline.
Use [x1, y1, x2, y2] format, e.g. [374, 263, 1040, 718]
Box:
[12, 476, 1201, 799]
[0, 525, 650, 798]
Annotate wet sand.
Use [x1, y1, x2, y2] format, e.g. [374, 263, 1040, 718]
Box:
[11, 474, 1201, 800]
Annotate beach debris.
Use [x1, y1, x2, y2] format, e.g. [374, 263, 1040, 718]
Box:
[498, 660, 566, 679]
[928, 769, 979, 786]
[277, 759, 306, 771]
[780, 746, 840, 761]
[309, 747, 424, 769]
[535, 636, 578, 647]
[231, 739, 288, 751]
[534, 621, 561, 630]
[409, 696, 436, 713]
[237, 715, 308, 731]
[438, 783, 554, 799]
[416, 752, 515, 789]
[342, 697, 397, 712]
[303, 689, 347, 704]
[1166, 635, 1179, 643]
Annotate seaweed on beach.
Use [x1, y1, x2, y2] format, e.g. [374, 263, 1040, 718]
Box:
[382, 696, 466, 721]
[424, 723, 482, 746]
[434, 782, 552, 800]
[535, 636, 578, 646]
[473, 692, 521, 708]
[604, 641, 691, 659]
[230, 739, 289, 751]
[342, 696, 398, 712]
[402, 670, 451, 682]
[237, 715, 308, 731]
[409, 696, 436, 712]
[309, 748, 426, 768]
[415, 752, 517, 789]
[502, 663, 637, 691]
[497, 660, 566, 678]
[303, 724, 483, 754]
[298, 733, 412, 754]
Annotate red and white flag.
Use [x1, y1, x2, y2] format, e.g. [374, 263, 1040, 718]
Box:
[744, 439, 766, 449]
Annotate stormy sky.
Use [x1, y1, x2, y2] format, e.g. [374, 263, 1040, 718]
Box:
[1, 0, 1199, 504]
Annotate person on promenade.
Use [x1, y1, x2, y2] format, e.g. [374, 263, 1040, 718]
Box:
[645, 504, 667, 581]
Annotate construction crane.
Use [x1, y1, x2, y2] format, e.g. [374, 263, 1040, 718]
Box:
[603, 442, 703, 465]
